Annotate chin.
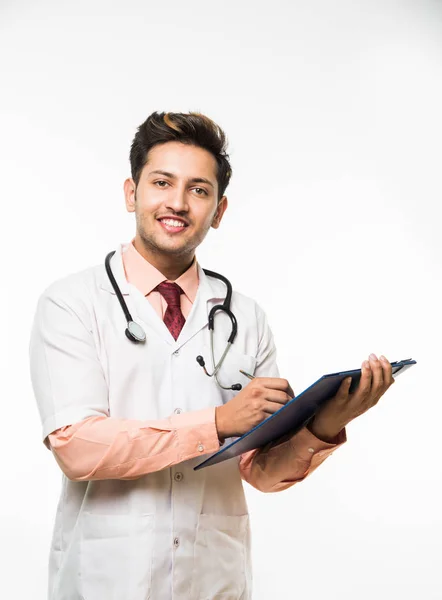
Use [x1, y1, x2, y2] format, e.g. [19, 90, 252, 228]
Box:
[157, 240, 192, 255]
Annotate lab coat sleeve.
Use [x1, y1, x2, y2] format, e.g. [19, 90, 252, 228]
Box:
[238, 303, 347, 493]
[29, 283, 111, 445]
[29, 285, 220, 480]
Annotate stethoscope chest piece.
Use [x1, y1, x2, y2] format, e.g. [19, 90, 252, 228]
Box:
[126, 320, 146, 343]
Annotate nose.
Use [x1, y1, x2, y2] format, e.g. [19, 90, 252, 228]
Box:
[165, 185, 188, 214]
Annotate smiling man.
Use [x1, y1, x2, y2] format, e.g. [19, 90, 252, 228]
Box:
[29, 111, 394, 600]
[126, 136, 227, 281]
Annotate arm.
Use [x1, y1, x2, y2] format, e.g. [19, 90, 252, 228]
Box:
[48, 409, 220, 481]
[239, 425, 346, 493]
[238, 304, 347, 493]
[29, 286, 219, 482]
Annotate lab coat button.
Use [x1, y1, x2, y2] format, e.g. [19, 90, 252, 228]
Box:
[173, 349, 180, 356]
[174, 408, 183, 415]
[174, 472, 183, 482]
[173, 537, 180, 548]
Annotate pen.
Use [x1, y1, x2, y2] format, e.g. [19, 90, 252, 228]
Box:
[239, 369, 255, 380]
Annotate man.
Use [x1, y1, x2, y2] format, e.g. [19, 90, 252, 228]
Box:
[29, 111, 394, 600]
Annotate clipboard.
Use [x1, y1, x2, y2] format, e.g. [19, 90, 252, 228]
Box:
[194, 358, 417, 470]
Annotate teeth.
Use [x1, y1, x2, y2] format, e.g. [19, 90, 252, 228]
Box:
[160, 219, 186, 227]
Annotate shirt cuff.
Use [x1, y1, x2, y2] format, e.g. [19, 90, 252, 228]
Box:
[171, 407, 221, 461]
[289, 425, 347, 461]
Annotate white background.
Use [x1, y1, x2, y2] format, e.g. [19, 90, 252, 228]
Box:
[1, 1, 441, 598]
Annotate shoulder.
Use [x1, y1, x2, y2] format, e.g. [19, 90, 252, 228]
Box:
[230, 288, 269, 326]
[32, 263, 108, 336]
[37, 262, 105, 310]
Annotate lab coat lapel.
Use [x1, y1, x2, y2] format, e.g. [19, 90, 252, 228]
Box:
[100, 246, 130, 295]
[100, 246, 175, 345]
[174, 264, 225, 350]
[100, 246, 226, 348]
[130, 285, 177, 345]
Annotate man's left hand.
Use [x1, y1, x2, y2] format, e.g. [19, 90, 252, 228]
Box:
[307, 354, 396, 443]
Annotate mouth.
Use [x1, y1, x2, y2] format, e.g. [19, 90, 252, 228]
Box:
[157, 217, 189, 234]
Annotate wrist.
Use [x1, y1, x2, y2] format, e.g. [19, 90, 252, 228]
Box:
[307, 418, 345, 443]
[215, 406, 227, 443]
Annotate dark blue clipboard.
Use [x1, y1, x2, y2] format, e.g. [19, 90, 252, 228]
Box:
[194, 358, 417, 470]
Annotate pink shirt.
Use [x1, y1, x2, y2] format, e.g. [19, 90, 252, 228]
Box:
[48, 240, 346, 492]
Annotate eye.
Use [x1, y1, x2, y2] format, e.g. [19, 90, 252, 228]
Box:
[154, 180, 169, 188]
[193, 187, 208, 196]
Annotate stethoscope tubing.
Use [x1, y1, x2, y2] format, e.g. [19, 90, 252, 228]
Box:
[104, 250, 242, 390]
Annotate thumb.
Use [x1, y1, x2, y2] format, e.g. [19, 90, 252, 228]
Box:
[340, 377, 352, 394]
[334, 377, 352, 403]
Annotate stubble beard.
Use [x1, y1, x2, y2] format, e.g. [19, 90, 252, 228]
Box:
[136, 213, 205, 259]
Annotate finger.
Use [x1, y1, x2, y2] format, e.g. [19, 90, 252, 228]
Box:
[336, 377, 352, 403]
[259, 377, 294, 397]
[368, 353, 384, 400]
[323, 377, 352, 408]
[379, 355, 394, 386]
[264, 390, 293, 405]
[353, 360, 372, 400]
[262, 400, 287, 415]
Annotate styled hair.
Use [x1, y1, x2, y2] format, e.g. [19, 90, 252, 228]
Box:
[129, 111, 232, 201]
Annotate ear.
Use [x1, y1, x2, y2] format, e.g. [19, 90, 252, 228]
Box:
[211, 196, 228, 229]
[124, 178, 136, 213]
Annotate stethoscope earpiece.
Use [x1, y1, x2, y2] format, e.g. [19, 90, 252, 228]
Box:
[196, 355, 242, 391]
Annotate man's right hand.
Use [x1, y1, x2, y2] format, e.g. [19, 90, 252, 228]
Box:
[215, 377, 295, 442]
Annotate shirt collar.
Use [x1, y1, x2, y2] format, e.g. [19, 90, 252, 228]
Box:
[122, 239, 199, 303]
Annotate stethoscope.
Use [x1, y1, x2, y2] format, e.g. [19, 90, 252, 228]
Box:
[105, 251, 243, 391]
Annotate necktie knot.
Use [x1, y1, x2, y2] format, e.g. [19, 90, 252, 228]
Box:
[155, 281, 184, 307]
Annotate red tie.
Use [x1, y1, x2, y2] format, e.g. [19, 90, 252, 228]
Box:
[155, 282, 186, 340]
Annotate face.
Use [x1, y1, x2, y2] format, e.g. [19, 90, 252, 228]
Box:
[124, 141, 228, 260]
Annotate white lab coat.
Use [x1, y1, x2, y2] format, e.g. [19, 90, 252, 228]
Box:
[29, 244, 280, 600]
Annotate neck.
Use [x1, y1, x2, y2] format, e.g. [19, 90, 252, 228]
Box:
[133, 236, 195, 281]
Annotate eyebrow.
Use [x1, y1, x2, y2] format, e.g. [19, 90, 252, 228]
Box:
[148, 169, 214, 189]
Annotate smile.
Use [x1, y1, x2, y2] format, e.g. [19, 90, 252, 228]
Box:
[157, 218, 188, 233]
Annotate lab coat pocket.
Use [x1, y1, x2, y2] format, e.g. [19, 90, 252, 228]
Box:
[192, 513, 250, 600]
[202, 343, 257, 401]
[79, 512, 155, 600]
[223, 347, 257, 382]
